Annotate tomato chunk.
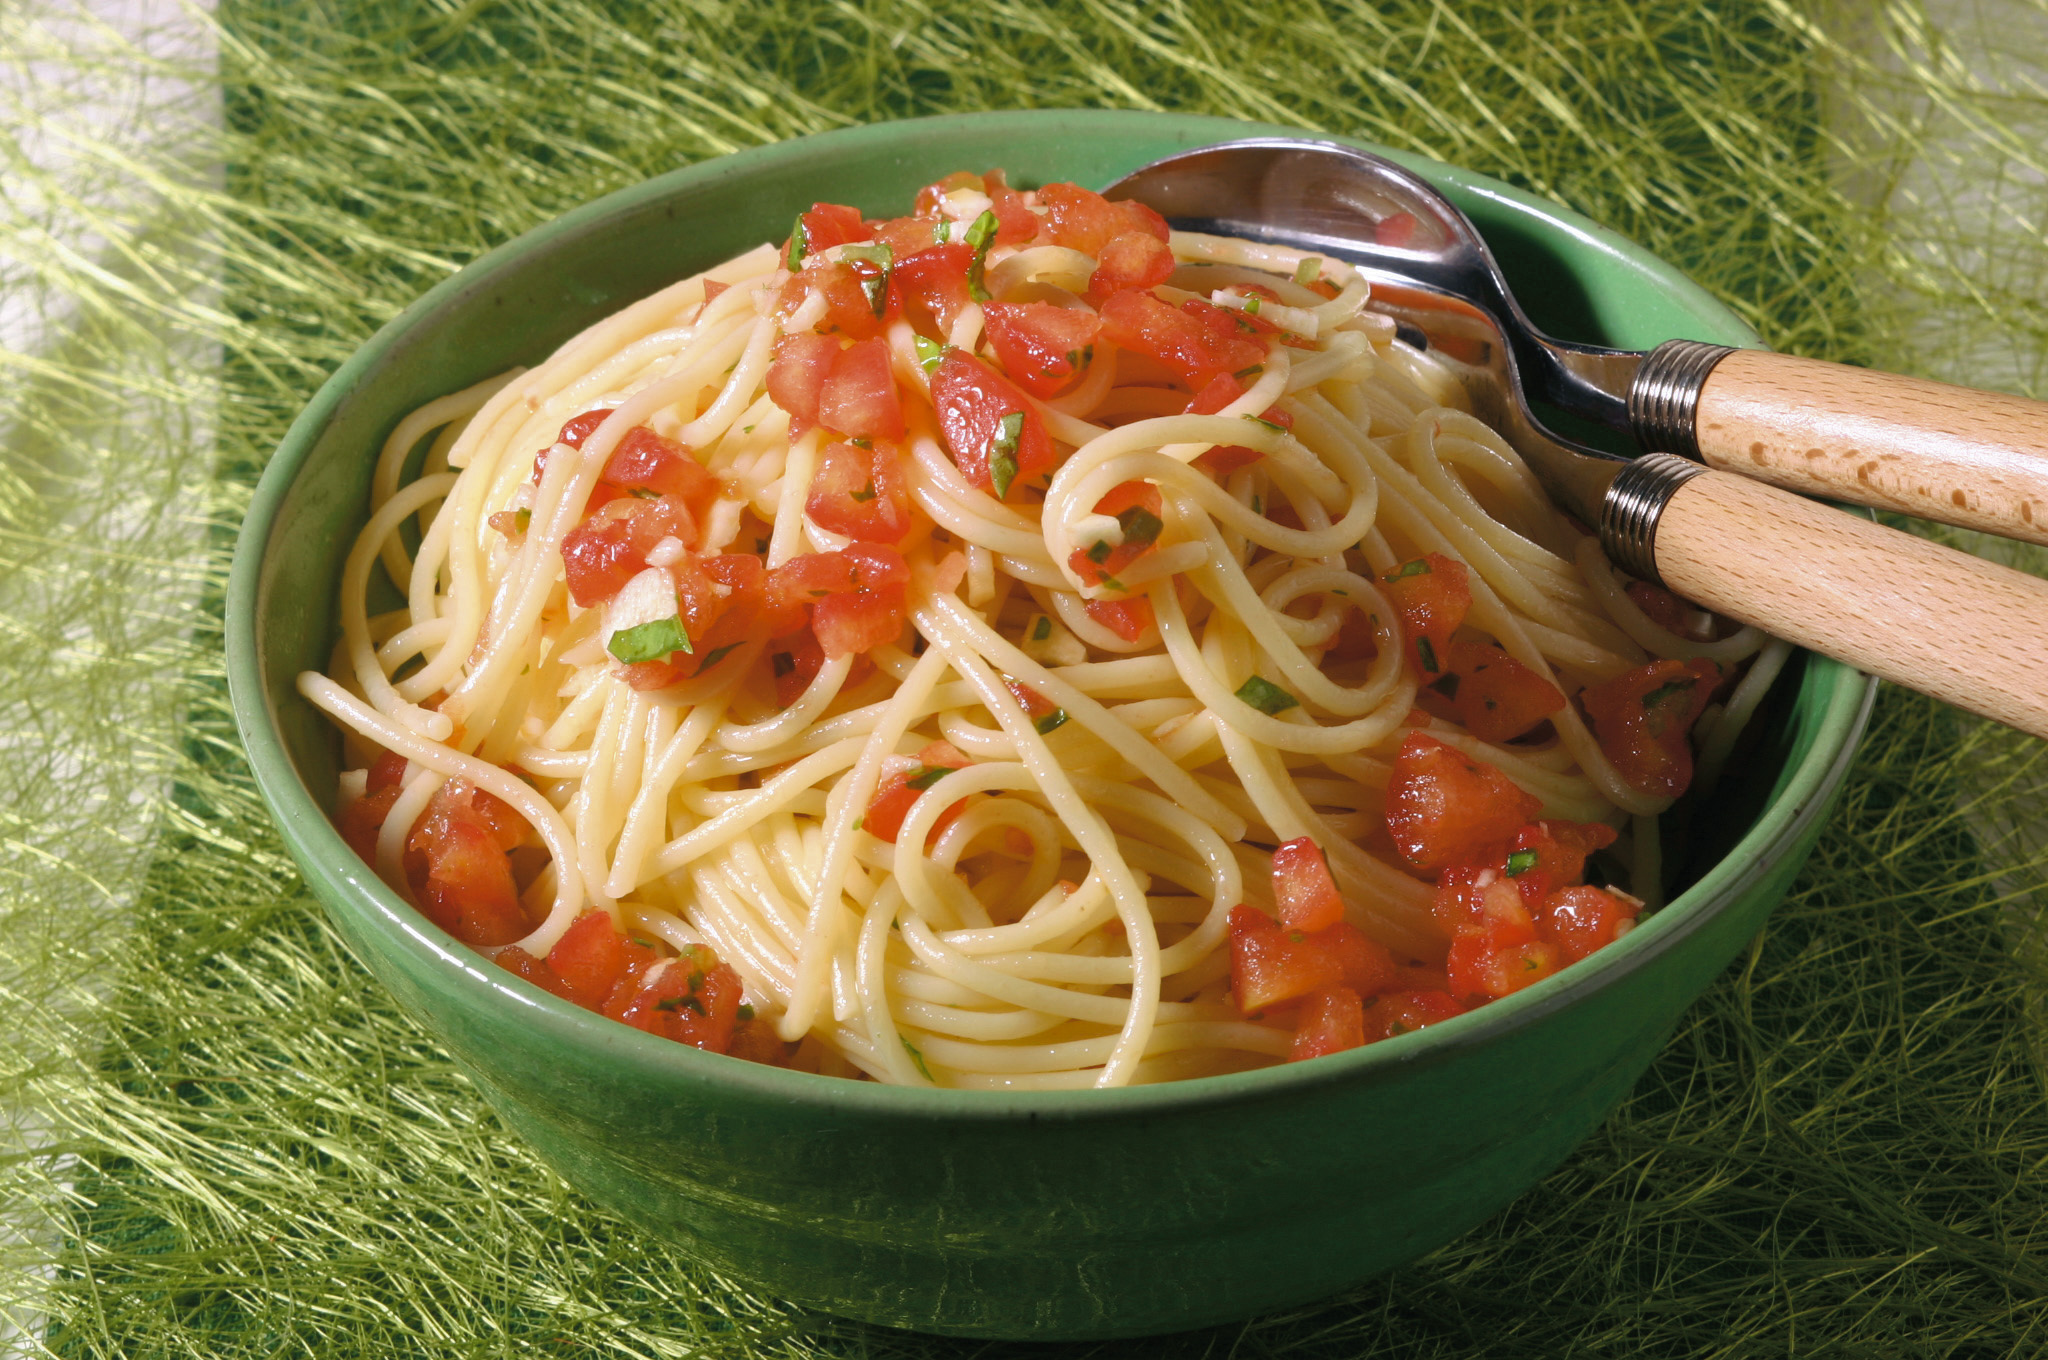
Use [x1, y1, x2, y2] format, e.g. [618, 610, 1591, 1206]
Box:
[1068, 481, 1163, 590]
[604, 943, 744, 1052]
[786, 202, 869, 262]
[815, 336, 903, 441]
[930, 350, 1057, 500]
[1384, 733, 1543, 874]
[766, 545, 911, 659]
[1504, 818, 1618, 906]
[981, 301, 1102, 398]
[863, 739, 972, 844]
[408, 779, 529, 948]
[807, 438, 913, 543]
[772, 631, 825, 706]
[1228, 904, 1387, 1015]
[1364, 989, 1467, 1043]
[1098, 289, 1266, 388]
[1380, 553, 1471, 680]
[1581, 657, 1721, 797]
[1423, 639, 1565, 743]
[1537, 885, 1640, 964]
[1091, 231, 1176, 296]
[894, 243, 976, 341]
[1288, 986, 1366, 1062]
[766, 332, 841, 435]
[597, 429, 719, 517]
[1447, 933, 1561, 1000]
[1083, 594, 1155, 643]
[1039, 182, 1169, 256]
[1271, 837, 1345, 932]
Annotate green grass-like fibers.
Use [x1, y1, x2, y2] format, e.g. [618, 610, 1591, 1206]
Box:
[6, 0, 2048, 1354]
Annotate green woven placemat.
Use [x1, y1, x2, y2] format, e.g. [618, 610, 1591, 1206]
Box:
[6, 1, 2048, 1355]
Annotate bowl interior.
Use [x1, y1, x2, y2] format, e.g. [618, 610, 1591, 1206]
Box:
[228, 109, 1872, 1116]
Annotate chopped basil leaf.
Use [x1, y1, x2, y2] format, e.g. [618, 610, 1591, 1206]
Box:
[842, 242, 891, 267]
[964, 209, 999, 302]
[901, 1036, 935, 1082]
[1117, 506, 1163, 545]
[1065, 345, 1094, 370]
[742, 424, 755, 433]
[737, 1003, 755, 1021]
[843, 242, 894, 316]
[905, 764, 954, 791]
[933, 217, 950, 243]
[1086, 539, 1113, 564]
[657, 993, 708, 1015]
[1642, 678, 1697, 712]
[513, 507, 531, 533]
[1505, 848, 1540, 877]
[1031, 616, 1051, 641]
[1034, 708, 1069, 735]
[1096, 573, 1124, 591]
[1243, 413, 1286, 433]
[609, 616, 690, 664]
[1234, 364, 1265, 381]
[1234, 674, 1299, 715]
[1250, 494, 1262, 515]
[850, 436, 872, 449]
[850, 482, 878, 503]
[1244, 295, 1262, 314]
[1385, 557, 1432, 580]
[1294, 256, 1322, 285]
[914, 334, 947, 373]
[986, 409, 1023, 499]
[782, 212, 808, 271]
[1430, 672, 1460, 699]
[628, 486, 660, 499]
[771, 651, 794, 676]
[1416, 636, 1440, 674]
[699, 642, 740, 670]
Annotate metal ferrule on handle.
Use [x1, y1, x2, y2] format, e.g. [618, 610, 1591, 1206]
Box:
[1627, 339, 1736, 460]
[1598, 452, 1705, 585]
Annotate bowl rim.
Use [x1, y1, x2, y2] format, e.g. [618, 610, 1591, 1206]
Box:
[225, 107, 1877, 1123]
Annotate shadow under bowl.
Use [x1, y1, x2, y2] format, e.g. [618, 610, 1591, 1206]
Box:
[226, 109, 1875, 1341]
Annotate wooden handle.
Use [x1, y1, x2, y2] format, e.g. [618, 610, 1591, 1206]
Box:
[1693, 349, 2048, 545]
[1653, 469, 2048, 739]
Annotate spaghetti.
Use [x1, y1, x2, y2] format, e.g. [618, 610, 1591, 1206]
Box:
[303, 170, 1769, 1089]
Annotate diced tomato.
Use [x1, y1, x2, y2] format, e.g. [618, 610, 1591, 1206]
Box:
[495, 946, 574, 1000]
[816, 337, 903, 441]
[1581, 657, 1721, 797]
[1447, 933, 1561, 1000]
[864, 739, 973, 844]
[339, 782, 402, 861]
[618, 551, 771, 690]
[1090, 231, 1176, 296]
[1325, 604, 1379, 665]
[1097, 289, 1266, 388]
[604, 943, 744, 1052]
[1384, 732, 1543, 874]
[766, 332, 841, 435]
[1185, 372, 1244, 415]
[1319, 922, 1400, 996]
[1004, 680, 1064, 731]
[767, 545, 911, 659]
[726, 1015, 796, 1067]
[1040, 182, 1169, 256]
[530, 409, 619, 498]
[1272, 836, 1345, 932]
[1380, 553, 1471, 680]
[545, 910, 631, 1009]
[772, 631, 824, 706]
[1083, 594, 1155, 643]
[1068, 480, 1164, 589]
[894, 243, 976, 341]
[981, 301, 1101, 398]
[1537, 885, 1640, 964]
[366, 748, 407, 791]
[1627, 580, 1709, 638]
[408, 779, 529, 947]
[1505, 819, 1618, 906]
[559, 494, 696, 607]
[930, 350, 1057, 500]
[1228, 904, 1341, 1014]
[1433, 867, 1538, 945]
[1288, 986, 1366, 1062]
[869, 213, 943, 260]
[786, 202, 869, 262]
[600, 428, 721, 520]
[786, 259, 889, 339]
[1430, 639, 1565, 743]
[807, 438, 913, 543]
[1364, 989, 1467, 1043]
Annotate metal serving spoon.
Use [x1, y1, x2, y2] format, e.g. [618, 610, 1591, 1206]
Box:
[1104, 138, 2048, 741]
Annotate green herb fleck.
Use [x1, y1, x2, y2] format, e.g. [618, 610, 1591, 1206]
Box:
[1234, 364, 1265, 381]
[1116, 506, 1163, 546]
[1250, 494, 1262, 515]
[1234, 674, 1299, 715]
[1086, 539, 1113, 565]
[772, 652, 794, 677]
[609, 616, 690, 664]
[1243, 413, 1286, 433]
[1385, 558, 1432, 580]
[699, 642, 740, 670]
[782, 213, 808, 271]
[850, 482, 878, 503]
[986, 409, 1023, 499]
[914, 334, 948, 373]
[1244, 295, 1262, 314]
[1643, 678, 1697, 712]
[514, 507, 531, 533]
[902, 1036, 936, 1082]
[628, 486, 660, 499]
[1294, 256, 1322, 285]
[1505, 848, 1540, 877]
[842, 242, 894, 315]
[1430, 672, 1460, 699]
[1416, 636, 1440, 674]
[1034, 708, 1069, 735]
[1031, 616, 1051, 641]
[906, 764, 954, 791]
[737, 1003, 755, 1021]
[964, 209, 999, 302]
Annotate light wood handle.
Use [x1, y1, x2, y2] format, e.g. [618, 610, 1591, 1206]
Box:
[1693, 349, 2048, 544]
[1653, 469, 2048, 739]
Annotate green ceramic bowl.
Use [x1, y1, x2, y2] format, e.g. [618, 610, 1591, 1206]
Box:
[226, 109, 1874, 1340]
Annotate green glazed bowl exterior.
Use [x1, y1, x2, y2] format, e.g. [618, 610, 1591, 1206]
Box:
[226, 110, 1874, 1340]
